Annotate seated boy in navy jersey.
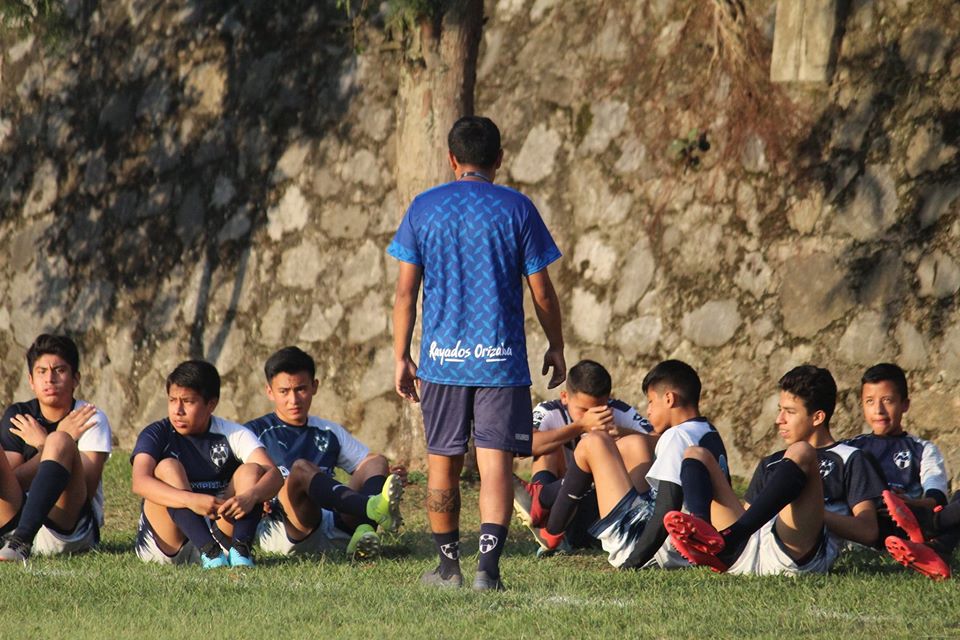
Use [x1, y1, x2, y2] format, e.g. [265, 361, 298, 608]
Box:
[539, 359, 728, 569]
[848, 363, 955, 580]
[666, 365, 886, 575]
[131, 360, 283, 568]
[245, 346, 404, 560]
[0, 334, 112, 563]
[513, 359, 652, 554]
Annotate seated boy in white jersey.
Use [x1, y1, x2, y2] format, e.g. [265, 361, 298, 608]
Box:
[0, 334, 112, 563]
[131, 360, 283, 568]
[513, 359, 652, 554]
[245, 346, 404, 560]
[847, 363, 955, 580]
[541, 360, 729, 569]
[666, 365, 886, 575]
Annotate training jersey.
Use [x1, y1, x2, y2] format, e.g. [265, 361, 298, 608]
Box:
[0, 398, 112, 524]
[387, 180, 561, 387]
[646, 417, 729, 492]
[244, 413, 369, 478]
[844, 432, 948, 502]
[746, 442, 886, 516]
[533, 398, 652, 442]
[131, 416, 264, 495]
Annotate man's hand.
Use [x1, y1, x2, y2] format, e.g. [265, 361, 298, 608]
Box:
[390, 464, 410, 486]
[58, 404, 99, 441]
[217, 491, 259, 522]
[10, 414, 49, 450]
[542, 347, 566, 389]
[190, 493, 224, 518]
[395, 357, 420, 403]
[579, 405, 614, 434]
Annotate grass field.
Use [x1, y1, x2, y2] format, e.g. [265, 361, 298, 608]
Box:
[2, 454, 959, 640]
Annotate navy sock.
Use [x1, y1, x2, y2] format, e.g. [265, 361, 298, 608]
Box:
[168, 507, 216, 552]
[545, 462, 592, 535]
[477, 523, 508, 579]
[680, 458, 714, 521]
[935, 492, 960, 533]
[14, 460, 71, 543]
[433, 529, 461, 578]
[230, 503, 263, 555]
[532, 471, 559, 508]
[360, 474, 387, 496]
[308, 472, 368, 518]
[721, 458, 807, 554]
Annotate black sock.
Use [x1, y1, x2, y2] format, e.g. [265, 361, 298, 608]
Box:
[532, 471, 559, 509]
[308, 472, 368, 518]
[477, 523, 508, 579]
[14, 460, 71, 543]
[720, 458, 807, 555]
[680, 458, 713, 521]
[934, 494, 960, 533]
[532, 470, 557, 486]
[168, 507, 217, 552]
[230, 503, 263, 555]
[545, 462, 593, 535]
[360, 475, 387, 496]
[433, 529, 461, 578]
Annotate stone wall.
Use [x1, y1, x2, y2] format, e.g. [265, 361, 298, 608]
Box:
[0, 0, 958, 480]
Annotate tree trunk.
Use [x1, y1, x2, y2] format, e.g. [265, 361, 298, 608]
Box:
[395, 0, 484, 205]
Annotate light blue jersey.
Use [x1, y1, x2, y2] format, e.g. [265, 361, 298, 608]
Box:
[388, 180, 560, 387]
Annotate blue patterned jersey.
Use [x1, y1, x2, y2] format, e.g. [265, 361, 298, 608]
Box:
[388, 180, 561, 387]
[244, 413, 369, 478]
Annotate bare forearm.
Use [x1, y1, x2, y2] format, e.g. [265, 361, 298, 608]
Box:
[393, 296, 417, 360]
[251, 466, 283, 503]
[132, 475, 200, 510]
[532, 425, 583, 457]
[823, 510, 878, 547]
[532, 282, 563, 349]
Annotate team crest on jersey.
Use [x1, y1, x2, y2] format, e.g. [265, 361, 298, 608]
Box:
[819, 458, 835, 478]
[893, 450, 912, 469]
[532, 407, 546, 429]
[478, 534, 498, 554]
[210, 442, 229, 468]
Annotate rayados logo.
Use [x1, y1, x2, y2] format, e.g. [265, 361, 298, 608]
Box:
[429, 341, 515, 364]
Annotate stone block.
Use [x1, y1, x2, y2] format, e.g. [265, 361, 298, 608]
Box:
[184, 62, 227, 118]
[580, 100, 629, 155]
[510, 124, 562, 184]
[613, 234, 655, 315]
[779, 252, 854, 338]
[338, 240, 384, 299]
[278, 240, 326, 290]
[573, 232, 617, 285]
[917, 251, 960, 298]
[896, 320, 929, 371]
[570, 287, 611, 344]
[614, 315, 662, 356]
[267, 186, 310, 241]
[348, 291, 387, 344]
[299, 303, 344, 344]
[771, 0, 841, 82]
[832, 165, 899, 240]
[837, 310, 891, 365]
[681, 299, 741, 348]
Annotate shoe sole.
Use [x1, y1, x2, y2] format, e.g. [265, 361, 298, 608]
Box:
[885, 536, 950, 581]
[512, 476, 535, 527]
[663, 511, 725, 555]
[384, 474, 404, 533]
[670, 534, 728, 573]
[350, 532, 382, 561]
[883, 490, 925, 543]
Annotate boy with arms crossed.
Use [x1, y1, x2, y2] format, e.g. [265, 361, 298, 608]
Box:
[541, 360, 728, 569]
[246, 346, 404, 561]
[513, 359, 652, 554]
[131, 360, 282, 568]
[0, 334, 112, 563]
[666, 365, 886, 575]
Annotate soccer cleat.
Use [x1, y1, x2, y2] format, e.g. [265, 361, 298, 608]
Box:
[512, 475, 550, 528]
[670, 533, 730, 573]
[535, 531, 573, 558]
[882, 490, 926, 543]
[228, 546, 255, 568]
[347, 524, 381, 561]
[200, 550, 230, 569]
[0, 537, 30, 565]
[366, 474, 404, 533]
[885, 536, 951, 581]
[420, 566, 464, 588]
[663, 511, 725, 555]
[472, 570, 505, 592]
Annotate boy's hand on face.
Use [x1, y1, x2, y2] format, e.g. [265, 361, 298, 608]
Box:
[579, 405, 613, 433]
[58, 404, 99, 441]
[218, 492, 258, 521]
[190, 493, 224, 518]
[10, 414, 48, 449]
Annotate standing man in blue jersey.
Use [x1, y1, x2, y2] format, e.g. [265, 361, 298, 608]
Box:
[389, 116, 566, 590]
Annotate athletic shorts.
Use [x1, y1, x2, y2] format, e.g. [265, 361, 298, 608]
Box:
[256, 509, 350, 555]
[419, 381, 533, 456]
[588, 487, 656, 568]
[134, 510, 203, 565]
[727, 518, 839, 576]
[32, 504, 101, 557]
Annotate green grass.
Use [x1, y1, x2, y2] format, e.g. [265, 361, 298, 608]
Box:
[2, 455, 960, 639]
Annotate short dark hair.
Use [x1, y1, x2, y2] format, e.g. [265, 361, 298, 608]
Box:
[567, 360, 612, 397]
[27, 334, 80, 375]
[166, 360, 220, 402]
[264, 346, 316, 382]
[641, 360, 701, 408]
[779, 365, 837, 425]
[861, 363, 908, 400]
[448, 116, 501, 167]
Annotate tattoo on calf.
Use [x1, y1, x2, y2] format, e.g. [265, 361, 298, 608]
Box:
[426, 488, 461, 514]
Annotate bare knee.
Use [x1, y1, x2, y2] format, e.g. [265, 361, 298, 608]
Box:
[154, 458, 188, 486]
[784, 441, 817, 469]
[233, 462, 266, 490]
[41, 430, 78, 461]
[358, 454, 389, 478]
[289, 459, 318, 486]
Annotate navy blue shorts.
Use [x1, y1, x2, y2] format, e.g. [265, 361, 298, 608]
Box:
[420, 381, 533, 456]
